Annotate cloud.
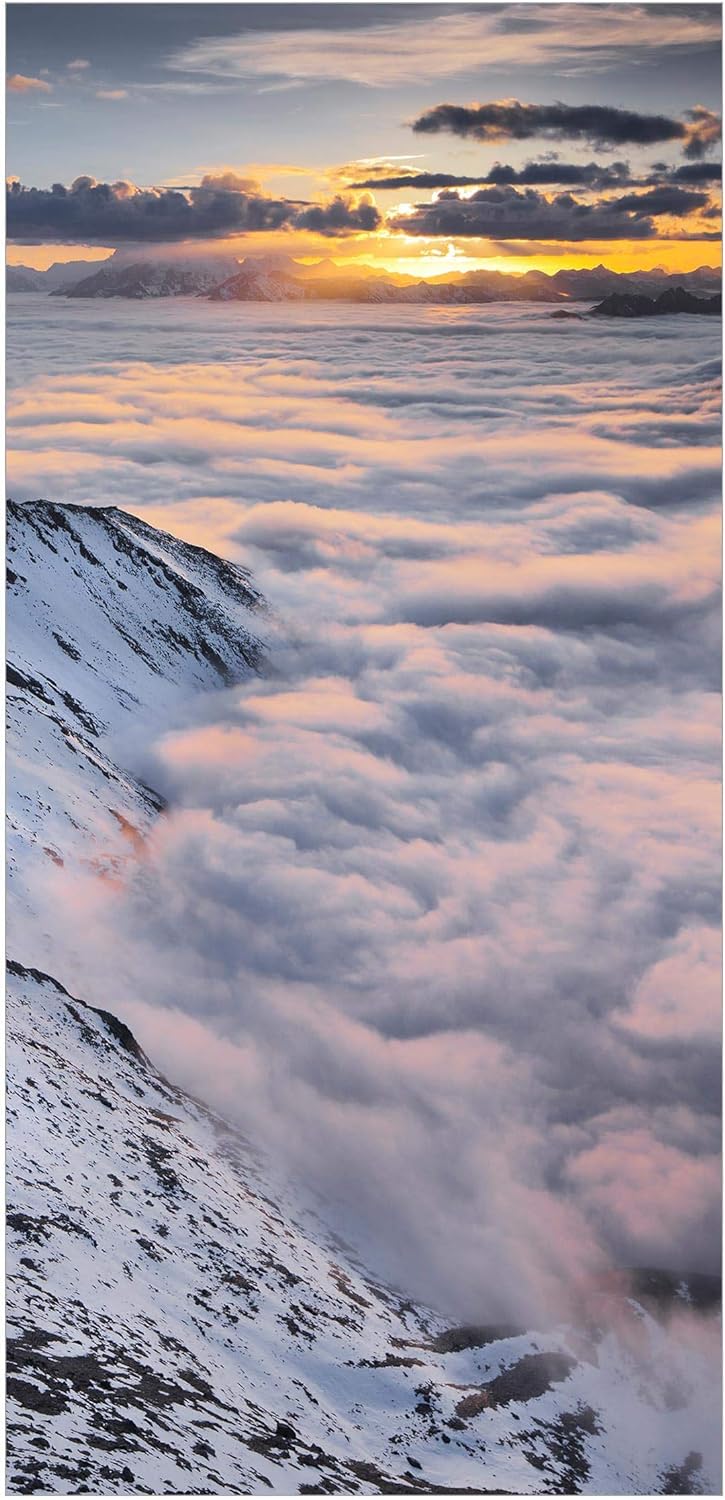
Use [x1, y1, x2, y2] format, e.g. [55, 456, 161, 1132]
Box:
[295, 193, 380, 235]
[331, 157, 426, 187]
[95, 89, 128, 101]
[6, 176, 298, 243]
[615, 926, 721, 1042]
[412, 100, 721, 158]
[8, 301, 721, 1322]
[389, 182, 711, 242]
[668, 160, 722, 184]
[390, 524, 719, 635]
[6, 175, 380, 244]
[354, 161, 636, 191]
[566, 1127, 720, 1271]
[358, 157, 722, 195]
[137, 79, 239, 97]
[67, 58, 90, 71]
[7, 73, 52, 94]
[165, 6, 721, 89]
[610, 184, 710, 216]
[683, 105, 722, 159]
[198, 170, 262, 194]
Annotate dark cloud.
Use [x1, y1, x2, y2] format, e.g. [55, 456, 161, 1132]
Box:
[294, 193, 380, 235]
[6, 175, 380, 244]
[353, 160, 634, 191]
[412, 100, 721, 158]
[388, 182, 710, 242]
[682, 105, 723, 159]
[6, 176, 292, 243]
[610, 185, 709, 216]
[668, 160, 723, 184]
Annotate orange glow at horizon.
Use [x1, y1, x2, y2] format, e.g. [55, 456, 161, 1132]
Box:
[7, 237, 721, 279]
[6, 244, 115, 271]
[356, 236, 722, 280]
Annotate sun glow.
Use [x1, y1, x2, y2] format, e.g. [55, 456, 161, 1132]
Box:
[7, 232, 720, 283]
[348, 240, 721, 281]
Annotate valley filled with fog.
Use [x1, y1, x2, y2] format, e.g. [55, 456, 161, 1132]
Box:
[7, 295, 721, 1323]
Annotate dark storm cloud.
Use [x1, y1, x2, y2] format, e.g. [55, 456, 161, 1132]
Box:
[352, 160, 634, 191]
[6, 175, 379, 244]
[389, 183, 710, 242]
[412, 101, 721, 158]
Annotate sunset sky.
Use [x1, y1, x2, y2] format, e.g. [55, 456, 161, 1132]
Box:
[6, 2, 722, 276]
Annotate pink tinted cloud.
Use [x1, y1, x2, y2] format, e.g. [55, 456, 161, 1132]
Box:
[7, 72, 52, 93]
[10, 302, 720, 1318]
[567, 1128, 720, 1266]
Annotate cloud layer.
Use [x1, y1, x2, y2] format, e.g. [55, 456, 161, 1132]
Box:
[6, 175, 380, 244]
[353, 161, 637, 191]
[7, 297, 721, 1321]
[412, 101, 721, 159]
[165, 6, 722, 89]
[353, 160, 723, 192]
[390, 182, 713, 241]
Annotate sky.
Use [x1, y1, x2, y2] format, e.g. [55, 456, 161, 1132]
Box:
[6, 2, 723, 276]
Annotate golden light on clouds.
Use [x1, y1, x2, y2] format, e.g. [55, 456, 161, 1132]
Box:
[7, 72, 52, 93]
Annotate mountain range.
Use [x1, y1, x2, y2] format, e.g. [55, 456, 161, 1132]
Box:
[591, 287, 721, 317]
[6, 498, 721, 1495]
[7, 252, 722, 306]
[6, 258, 116, 293]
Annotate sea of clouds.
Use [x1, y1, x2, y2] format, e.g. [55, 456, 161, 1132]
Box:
[7, 296, 721, 1324]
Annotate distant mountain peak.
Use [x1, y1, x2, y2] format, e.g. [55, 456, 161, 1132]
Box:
[592, 287, 721, 318]
[10, 255, 721, 305]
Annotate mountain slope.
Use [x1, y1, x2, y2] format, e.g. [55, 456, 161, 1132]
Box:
[33, 250, 720, 305]
[591, 288, 722, 318]
[6, 501, 721, 1495]
[207, 262, 721, 307]
[6, 266, 47, 293]
[7, 261, 107, 293]
[54, 255, 241, 299]
[8, 957, 719, 1496]
[7, 499, 264, 947]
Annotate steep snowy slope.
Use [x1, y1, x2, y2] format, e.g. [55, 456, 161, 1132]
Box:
[55, 255, 241, 299]
[6, 501, 721, 1496]
[7, 499, 264, 946]
[8, 960, 720, 1497]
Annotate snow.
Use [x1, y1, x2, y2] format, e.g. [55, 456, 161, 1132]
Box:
[6, 499, 264, 948]
[6, 500, 721, 1495]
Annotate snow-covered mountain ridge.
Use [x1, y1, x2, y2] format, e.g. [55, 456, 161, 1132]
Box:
[7, 499, 264, 936]
[8, 950, 720, 1497]
[55, 255, 242, 300]
[6, 501, 721, 1495]
[9, 254, 721, 304]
